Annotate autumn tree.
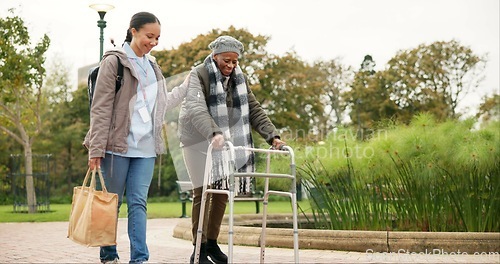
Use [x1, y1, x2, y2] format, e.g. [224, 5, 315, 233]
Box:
[153, 26, 270, 137]
[152, 27, 272, 190]
[154, 27, 324, 137]
[0, 10, 50, 213]
[153, 25, 269, 82]
[476, 93, 500, 124]
[253, 51, 324, 136]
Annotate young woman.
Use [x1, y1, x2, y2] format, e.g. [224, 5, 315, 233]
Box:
[84, 12, 188, 264]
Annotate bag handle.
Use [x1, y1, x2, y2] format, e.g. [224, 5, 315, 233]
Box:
[95, 169, 109, 193]
[82, 168, 110, 193]
[73, 169, 94, 206]
[81, 168, 93, 188]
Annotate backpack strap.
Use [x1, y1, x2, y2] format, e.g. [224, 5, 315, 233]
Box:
[115, 57, 124, 93]
[87, 66, 99, 110]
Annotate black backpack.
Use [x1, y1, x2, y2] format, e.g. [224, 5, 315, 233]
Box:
[87, 56, 124, 110]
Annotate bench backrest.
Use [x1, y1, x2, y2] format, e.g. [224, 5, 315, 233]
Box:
[176, 181, 193, 192]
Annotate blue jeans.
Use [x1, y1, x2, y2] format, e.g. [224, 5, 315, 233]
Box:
[99, 154, 155, 264]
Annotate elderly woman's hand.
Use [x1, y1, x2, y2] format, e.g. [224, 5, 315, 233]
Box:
[211, 134, 225, 150]
[272, 138, 286, 150]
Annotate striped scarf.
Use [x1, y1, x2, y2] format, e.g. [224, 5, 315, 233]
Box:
[205, 54, 254, 194]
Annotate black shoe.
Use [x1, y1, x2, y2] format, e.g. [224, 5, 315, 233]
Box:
[206, 239, 228, 264]
[190, 243, 213, 264]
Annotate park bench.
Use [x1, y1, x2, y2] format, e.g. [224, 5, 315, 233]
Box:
[176, 179, 264, 218]
[176, 181, 193, 218]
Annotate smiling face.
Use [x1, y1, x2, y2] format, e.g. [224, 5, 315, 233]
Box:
[130, 22, 161, 57]
[213, 52, 239, 76]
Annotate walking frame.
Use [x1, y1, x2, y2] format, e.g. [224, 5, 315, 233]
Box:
[194, 141, 299, 264]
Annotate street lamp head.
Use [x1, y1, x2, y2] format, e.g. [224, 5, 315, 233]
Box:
[89, 3, 115, 12]
[90, 4, 115, 19]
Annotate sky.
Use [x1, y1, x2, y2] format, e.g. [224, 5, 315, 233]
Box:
[2, 0, 499, 116]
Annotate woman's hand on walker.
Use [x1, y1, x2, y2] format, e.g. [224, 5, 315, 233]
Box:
[211, 134, 225, 149]
[272, 138, 286, 150]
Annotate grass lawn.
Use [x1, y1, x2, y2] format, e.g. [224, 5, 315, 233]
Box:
[0, 200, 310, 223]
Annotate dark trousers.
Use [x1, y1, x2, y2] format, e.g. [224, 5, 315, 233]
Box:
[191, 187, 227, 243]
[182, 143, 228, 244]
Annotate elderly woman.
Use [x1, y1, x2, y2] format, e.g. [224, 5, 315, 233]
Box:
[178, 35, 285, 264]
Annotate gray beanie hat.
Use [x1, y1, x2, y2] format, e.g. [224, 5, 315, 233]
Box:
[208, 35, 244, 56]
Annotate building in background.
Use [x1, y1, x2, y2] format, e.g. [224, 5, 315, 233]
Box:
[77, 63, 99, 85]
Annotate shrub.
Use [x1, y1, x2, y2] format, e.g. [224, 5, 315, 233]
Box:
[300, 114, 499, 232]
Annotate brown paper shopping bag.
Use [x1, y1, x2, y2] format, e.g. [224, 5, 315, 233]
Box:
[68, 168, 118, 247]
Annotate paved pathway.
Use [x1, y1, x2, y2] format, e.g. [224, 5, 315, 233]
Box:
[0, 218, 498, 263]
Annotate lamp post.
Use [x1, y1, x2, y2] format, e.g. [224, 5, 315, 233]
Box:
[90, 3, 114, 61]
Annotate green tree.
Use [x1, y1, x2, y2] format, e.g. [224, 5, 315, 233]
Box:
[315, 59, 353, 133]
[345, 55, 376, 133]
[344, 55, 397, 137]
[0, 130, 22, 204]
[38, 58, 89, 197]
[0, 11, 50, 213]
[385, 40, 486, 121]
